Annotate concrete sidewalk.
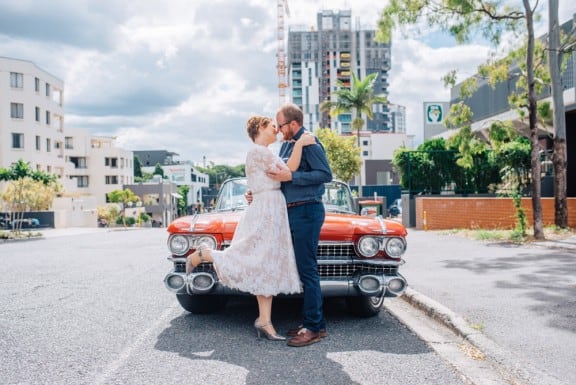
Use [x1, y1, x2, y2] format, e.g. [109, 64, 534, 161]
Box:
[399, 230, 576, 385]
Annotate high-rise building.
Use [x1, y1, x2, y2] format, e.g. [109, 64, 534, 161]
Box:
[287, 9, 392, 133]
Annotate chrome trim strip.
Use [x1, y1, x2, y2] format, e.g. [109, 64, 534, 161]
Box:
[317, 259, 402, 266]
[168, 256, 404, 267]
[376, 215, 387, 234]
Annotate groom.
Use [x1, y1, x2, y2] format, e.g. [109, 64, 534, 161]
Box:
[267, 103, 333, 347]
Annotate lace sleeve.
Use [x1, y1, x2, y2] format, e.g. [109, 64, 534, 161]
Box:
[252, 146, 287, 172]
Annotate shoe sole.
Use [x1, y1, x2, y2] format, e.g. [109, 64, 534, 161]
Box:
[286, 330, 328, 338]
[287, 336, 321, 347]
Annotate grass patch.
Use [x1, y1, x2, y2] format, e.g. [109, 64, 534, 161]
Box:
[473, 230, 508, 241]
[0, 230, 42, 240]
[440, 226, 575, 243]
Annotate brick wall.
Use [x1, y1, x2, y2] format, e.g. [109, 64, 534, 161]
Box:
[414, 197, 576, 230]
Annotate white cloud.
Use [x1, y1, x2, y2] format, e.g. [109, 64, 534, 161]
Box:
[1, 0, 574, 165]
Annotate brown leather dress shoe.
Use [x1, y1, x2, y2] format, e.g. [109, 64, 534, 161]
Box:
[286, 326, 328, 338]
[287, 329, 321, 347]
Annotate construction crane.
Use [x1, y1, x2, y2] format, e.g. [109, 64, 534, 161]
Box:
[277, 0, 290, 104]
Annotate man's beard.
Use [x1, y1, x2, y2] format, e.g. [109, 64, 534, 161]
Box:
[282, 130, 293, 141]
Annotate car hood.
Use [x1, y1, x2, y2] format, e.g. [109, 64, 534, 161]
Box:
[168, 211, 407, 240]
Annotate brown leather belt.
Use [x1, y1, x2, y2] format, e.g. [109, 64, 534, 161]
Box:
[287, 200, 318, 208]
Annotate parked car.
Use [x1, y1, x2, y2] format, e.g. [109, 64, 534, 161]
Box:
[0, 215, 9, 229]
[388, 198, 402, 217]
[164, 178, 408, 317]
[10, 218, 40, 229]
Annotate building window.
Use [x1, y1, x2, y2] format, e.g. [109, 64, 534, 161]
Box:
[46, 138, 51, 152]
[46, 83, 51, 97]
[35, 77, 40, 92]
[10, 103, 24, 119]
[105, 175, 119, 184]
[12, 133, 24, 149]
[45, 111, 51, 125]
[36, 136, 41, 151]
[65, 136, 74, 149]
[35, 106, 40, 122]
[72, 176, 89, 188]
[105, 157, 118, 168]
[69, 156, 87, 168]
[362, 140, 369, 146]
[362, 150, 369, 156]
[10, 72, 23, 88]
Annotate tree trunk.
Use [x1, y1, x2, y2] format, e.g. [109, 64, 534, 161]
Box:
[523, 0, 544, 240]
[548, 0, 569, 228]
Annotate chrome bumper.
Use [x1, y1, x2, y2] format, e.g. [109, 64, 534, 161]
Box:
[164, 270, 407, 298]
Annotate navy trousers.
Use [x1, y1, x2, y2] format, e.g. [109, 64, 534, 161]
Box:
[287, 202, 325, 332]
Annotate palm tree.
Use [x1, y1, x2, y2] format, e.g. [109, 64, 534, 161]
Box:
[320, 72, 387, 195]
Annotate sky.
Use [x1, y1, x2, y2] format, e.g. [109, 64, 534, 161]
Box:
[1, 0, 575, 167]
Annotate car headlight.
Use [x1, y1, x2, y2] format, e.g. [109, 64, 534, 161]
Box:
[193, 236, 217, 251]
[385, 237, 406, 258]
[357, 236, 380, 258]
[169, 235, 189, 256]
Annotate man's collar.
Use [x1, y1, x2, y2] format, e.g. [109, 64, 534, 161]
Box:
[292, 127, 306, 140]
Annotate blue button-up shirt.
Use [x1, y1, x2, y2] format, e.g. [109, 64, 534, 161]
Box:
[278, 127, 333, 204]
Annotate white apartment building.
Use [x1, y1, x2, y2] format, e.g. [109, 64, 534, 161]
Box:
[141, 162, 209, 207]
[1, 56, 133, 218]
[0, 56, 66, 177]
[64, 128, 133, 206]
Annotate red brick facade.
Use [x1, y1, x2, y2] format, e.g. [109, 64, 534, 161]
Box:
[414, 197, 576, 230]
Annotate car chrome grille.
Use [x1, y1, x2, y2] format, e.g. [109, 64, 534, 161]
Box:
[319, 263, 397, 278]
[317, 243, 355, 260]
[180, 242, 396, 278]
[223, 242, 355, 260]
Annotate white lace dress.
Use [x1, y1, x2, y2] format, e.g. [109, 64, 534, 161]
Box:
[210, 145, 301, 296]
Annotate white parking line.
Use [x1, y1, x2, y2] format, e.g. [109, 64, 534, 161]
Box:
[90, 305, 179, 385]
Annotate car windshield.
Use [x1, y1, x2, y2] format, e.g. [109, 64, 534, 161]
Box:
[215, 179, 249, 211]
[321, 181, 355, 214]
[215, 178, 355, 214]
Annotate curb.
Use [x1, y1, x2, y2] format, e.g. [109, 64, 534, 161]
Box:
[401, 287, 566, 385]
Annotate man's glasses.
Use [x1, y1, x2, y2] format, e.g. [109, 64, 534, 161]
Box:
[277, 121, 291, 129]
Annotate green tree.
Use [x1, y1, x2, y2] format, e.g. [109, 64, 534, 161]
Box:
[392, 147, 434, 193]
[377, 0, 546, 239]
[197, 164, 245, 189]
[320, 72, 387, 195]
[106, 188, 141, 227]
[0, 160, 58, 233]
[153, 163, 164, 178]
[445, 106, 501, 193]
[177, 184, 190, 216]
[315, 128, 361, 183]
[134, 155, 143, 178]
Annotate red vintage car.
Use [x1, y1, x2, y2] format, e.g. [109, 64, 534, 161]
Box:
[164, 178, 408, 317]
